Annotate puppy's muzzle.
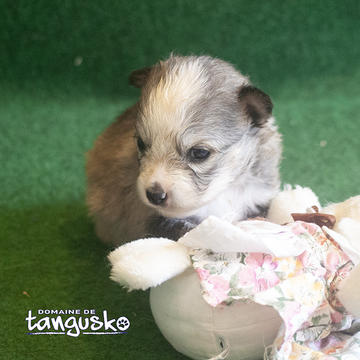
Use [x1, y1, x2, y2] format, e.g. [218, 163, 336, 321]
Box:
[146, 182, 167, 206]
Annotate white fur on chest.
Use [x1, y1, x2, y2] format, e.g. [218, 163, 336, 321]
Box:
[196, 178, 277, 222]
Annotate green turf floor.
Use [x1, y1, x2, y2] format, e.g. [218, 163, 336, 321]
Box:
[2, 1, 360, 359]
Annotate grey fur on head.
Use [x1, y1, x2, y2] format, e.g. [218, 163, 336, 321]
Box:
[86, 54, 282, 245]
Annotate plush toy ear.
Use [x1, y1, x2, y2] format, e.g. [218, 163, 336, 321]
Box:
[238, 85, 273, 128]
[129, 66, 152, 88]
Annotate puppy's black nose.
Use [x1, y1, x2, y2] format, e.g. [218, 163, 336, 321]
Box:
[146, 184, 167, 206]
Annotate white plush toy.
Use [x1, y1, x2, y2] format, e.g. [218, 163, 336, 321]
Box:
[109, 186, 360, 360]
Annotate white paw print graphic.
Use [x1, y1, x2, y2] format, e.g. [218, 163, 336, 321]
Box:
[116, 317, 130, 331]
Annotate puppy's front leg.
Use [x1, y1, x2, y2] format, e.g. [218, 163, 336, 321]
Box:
[147, 216, 201, 241]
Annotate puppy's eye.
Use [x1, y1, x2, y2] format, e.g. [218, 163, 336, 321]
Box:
[137, 137, 147, 153]
[189, 148, 210, 161]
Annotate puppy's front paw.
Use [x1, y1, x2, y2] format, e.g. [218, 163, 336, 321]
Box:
[147, 215, 201, 241]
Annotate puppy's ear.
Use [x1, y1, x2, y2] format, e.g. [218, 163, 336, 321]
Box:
[238, 85, 273, 128]
[129, 67, 152, 88]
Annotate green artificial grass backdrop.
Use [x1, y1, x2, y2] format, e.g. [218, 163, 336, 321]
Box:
[1, 1, 360, 359]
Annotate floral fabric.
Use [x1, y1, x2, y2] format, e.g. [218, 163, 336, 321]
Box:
[190, 221, 359, 360]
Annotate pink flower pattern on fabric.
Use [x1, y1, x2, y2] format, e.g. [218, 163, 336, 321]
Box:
[190, 221, 357, 360]
[239, 253, 280, 293]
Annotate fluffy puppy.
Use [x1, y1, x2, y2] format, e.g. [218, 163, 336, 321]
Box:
[86, 55, 282, 245]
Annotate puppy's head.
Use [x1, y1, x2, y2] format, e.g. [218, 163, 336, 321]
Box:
[130, 55, 275, 218]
